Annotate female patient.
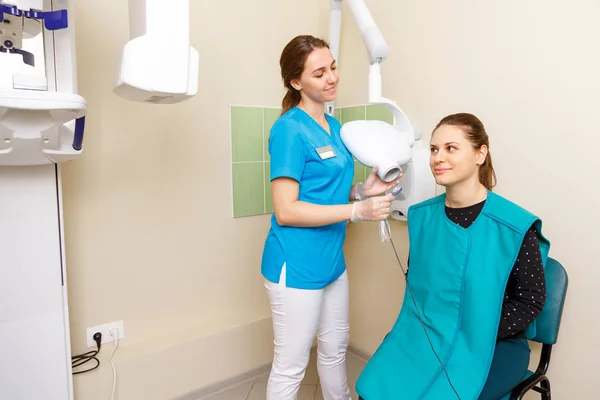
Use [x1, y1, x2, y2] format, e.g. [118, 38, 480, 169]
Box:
[356, 113, 549, 400]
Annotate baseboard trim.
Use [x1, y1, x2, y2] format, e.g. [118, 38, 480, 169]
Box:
[174, 347, 319, 400]
[175, 362, 272, 400]
[176, 346, 371, 400]
[347, 344, 373, 363]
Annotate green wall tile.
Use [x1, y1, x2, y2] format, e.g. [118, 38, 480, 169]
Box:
[353, 161, 366, 184]
[341, 106, 366, 125]
[231, 105, 381, 218]
[232, 163, 265, 218]
[264, 162, 273, 214]
[231, 106, 263, 162]
[263, 108, 280, 162]
[366, 104, 394, 124]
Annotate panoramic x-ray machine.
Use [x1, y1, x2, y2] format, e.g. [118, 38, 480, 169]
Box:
[0, 0, 430, 398]
[0, 0, 197, 399]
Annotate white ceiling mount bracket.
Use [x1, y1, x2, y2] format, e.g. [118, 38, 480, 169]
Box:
[113, 0, 199, 104]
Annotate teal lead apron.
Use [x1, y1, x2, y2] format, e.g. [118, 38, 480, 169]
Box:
[356, 191, 550, 400]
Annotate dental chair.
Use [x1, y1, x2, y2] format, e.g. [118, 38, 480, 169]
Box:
[503, 257, 569, 400]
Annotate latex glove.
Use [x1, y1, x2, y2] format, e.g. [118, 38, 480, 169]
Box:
[354, 166, 403, 200]
[351, 193, 395, 222]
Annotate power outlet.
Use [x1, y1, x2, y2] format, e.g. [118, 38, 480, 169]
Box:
[86, 320, 125, 348]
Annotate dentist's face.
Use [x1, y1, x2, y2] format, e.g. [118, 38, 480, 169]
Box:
[429, 125, 487, 188]
[291, 47, 339, 104]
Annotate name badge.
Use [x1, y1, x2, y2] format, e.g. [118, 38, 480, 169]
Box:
[316, 145, 336, 160]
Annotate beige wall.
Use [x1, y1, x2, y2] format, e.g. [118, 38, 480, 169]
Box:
[64, 0, 598, 398]
[63, 1, 329, 399]
[338, 1, 599, 399]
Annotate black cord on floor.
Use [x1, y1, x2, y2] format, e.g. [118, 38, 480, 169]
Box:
[72, 332, 102, 375]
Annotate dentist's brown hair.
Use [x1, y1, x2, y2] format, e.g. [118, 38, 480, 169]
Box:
[279, 35, 330, 115]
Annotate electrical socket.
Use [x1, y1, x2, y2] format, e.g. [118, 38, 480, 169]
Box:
[86, 320, 125, 348]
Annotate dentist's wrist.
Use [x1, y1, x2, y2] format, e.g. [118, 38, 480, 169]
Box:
[354, 182, 366, 201]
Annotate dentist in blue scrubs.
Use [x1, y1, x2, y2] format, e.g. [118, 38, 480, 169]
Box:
[261, 35, 400, 400]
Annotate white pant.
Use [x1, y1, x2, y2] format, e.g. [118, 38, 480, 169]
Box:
[265, 264, 351, 400]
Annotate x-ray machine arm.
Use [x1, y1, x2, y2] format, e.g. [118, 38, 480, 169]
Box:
[327, 0, 418, 145]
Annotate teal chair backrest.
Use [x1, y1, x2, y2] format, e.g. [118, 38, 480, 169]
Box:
[532, 257, 568, 344]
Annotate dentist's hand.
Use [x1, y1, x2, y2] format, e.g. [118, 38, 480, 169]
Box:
[354, 166, 403, 200]
[351, 193, 395, 222]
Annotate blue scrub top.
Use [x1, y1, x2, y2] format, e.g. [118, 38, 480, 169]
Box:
[261, 107, 355, 289]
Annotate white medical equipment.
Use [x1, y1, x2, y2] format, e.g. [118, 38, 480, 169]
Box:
[113, 0, 199, 104]
[0, 1, 85, 165]
[0, 1, 198, 399]
[329, 0, 435, 220]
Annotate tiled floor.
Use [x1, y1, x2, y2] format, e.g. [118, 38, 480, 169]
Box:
[202, 352, 366, 400]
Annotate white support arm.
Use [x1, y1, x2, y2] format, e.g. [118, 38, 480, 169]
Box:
[345, 0, 388, 64]
[325, 0, 342, 115]
[328, 0, 419, 144]
[328, 0, 342, 65]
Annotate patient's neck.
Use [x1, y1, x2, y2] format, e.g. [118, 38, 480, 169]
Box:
[445, 180, 487, 208]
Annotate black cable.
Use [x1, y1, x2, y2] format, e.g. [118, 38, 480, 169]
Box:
[72, 332, 102, 375]
[384, 223, 461, 400]
[72, 357, 100, 375]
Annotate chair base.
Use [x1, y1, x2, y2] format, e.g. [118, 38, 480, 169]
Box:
[508, 373, 550, 400]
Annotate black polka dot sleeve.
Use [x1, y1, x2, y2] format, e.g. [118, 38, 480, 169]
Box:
[497, 226, 546, 339]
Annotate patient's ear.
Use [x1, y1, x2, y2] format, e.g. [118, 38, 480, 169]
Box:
[476, 145, 488, 165]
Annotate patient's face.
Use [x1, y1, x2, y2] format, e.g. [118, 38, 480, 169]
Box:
[429, 125, 482, 187]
